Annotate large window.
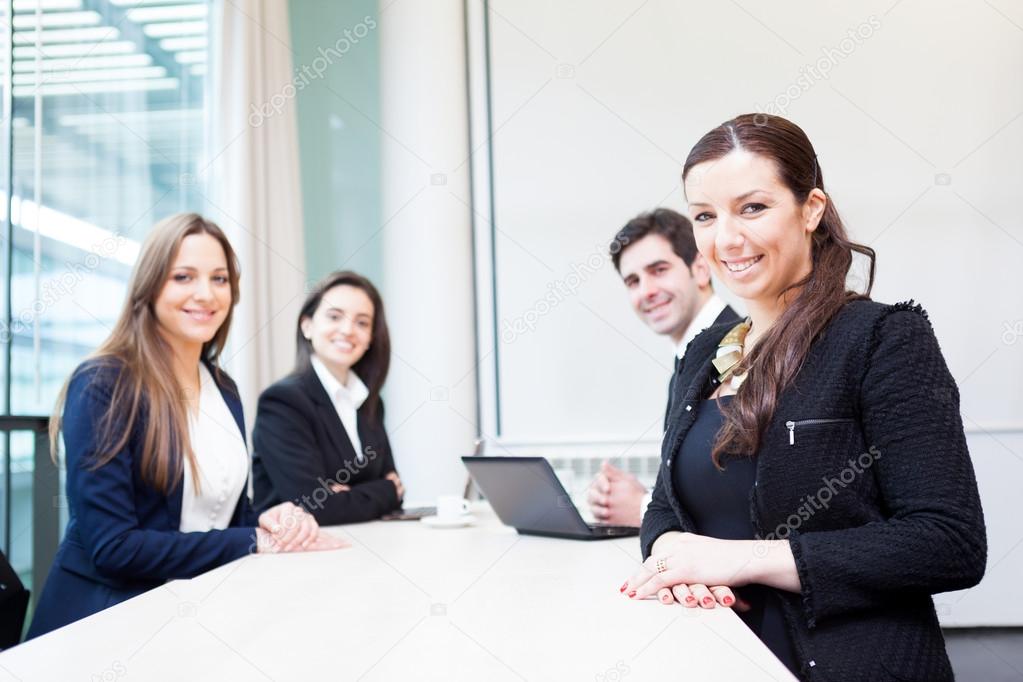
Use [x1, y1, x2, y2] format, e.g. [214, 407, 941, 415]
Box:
[1, 0, 211, 598]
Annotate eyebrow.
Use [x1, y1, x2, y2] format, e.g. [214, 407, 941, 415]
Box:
[172, 266, 228, 272]
[688, 188, 769, 208]
[622, 260, 670, 279]
[325, 306, 372, 319]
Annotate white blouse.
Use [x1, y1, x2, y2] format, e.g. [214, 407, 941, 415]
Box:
[310, 355, 370, 462]
[179, 363, 249, 532]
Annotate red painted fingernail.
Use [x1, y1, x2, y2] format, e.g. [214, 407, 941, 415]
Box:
[685, 596, 696, 604]
[702, 596, 714, 606]
[661, 593, 671, 603]
[723, 596, 734, 606]
[628, 590, 637, 598]
[620, 582, 628, 593]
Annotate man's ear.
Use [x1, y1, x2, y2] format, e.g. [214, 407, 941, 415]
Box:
[803, 188, 828, 234]
[689, 253, 713, 290]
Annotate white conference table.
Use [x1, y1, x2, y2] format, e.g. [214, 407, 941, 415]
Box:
[0, 505, 796, 681]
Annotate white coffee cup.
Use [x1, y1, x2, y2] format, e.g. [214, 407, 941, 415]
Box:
[436, 494, 470, 520]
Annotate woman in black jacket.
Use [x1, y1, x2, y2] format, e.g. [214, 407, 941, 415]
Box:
[622, 114, 986, 681]
[252, 271, 404, 524]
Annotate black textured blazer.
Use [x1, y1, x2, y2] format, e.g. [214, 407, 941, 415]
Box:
[641, 300, 986, 682]
[252, 365, 401, 525]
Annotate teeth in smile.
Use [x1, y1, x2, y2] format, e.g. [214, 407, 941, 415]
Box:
[725, 256, 762, 272]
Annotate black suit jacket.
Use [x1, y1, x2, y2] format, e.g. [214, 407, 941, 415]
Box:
[664, 303, 741, 430]
[644, 300, 986, 681]
[252, 365, 401, 525]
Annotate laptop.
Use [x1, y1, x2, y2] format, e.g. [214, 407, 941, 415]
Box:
[461, 456, 639, 540]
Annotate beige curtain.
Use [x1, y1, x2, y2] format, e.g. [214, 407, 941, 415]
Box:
[207, 0, 308, 432]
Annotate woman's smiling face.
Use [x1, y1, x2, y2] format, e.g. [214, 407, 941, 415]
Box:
[684, 148, 826, 307]
[153, 232, 232, 352]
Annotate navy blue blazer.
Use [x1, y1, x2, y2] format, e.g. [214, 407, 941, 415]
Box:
[27, 358, 259, 639]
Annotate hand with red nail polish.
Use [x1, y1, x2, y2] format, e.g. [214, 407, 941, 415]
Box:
[620, 531, 796, 603]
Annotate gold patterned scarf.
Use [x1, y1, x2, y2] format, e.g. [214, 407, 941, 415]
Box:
[711, 318, 753, 388]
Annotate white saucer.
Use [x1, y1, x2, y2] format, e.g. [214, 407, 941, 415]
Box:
[421, 514, 475, 529]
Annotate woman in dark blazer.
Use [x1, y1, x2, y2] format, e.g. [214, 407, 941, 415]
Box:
[28, 214, 342, 639]
[622, 115, 986, 681]
[252, 271, 404, 525]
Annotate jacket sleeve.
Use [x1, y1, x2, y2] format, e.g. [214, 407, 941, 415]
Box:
[640, 465, 688, 559]
[252, 386, 399, 526]
[65, 370, 256, 582]
[788, 305, 987, 627]
[374, 399, 399, 477]
[215, 369, 260, 528]
[231, 483, 261, 527]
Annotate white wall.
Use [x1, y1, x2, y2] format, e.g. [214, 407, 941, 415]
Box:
[379, 0, 479, 506]
[468, 0, 1023, 625]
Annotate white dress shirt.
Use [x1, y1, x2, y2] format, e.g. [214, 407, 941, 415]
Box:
[675, 294, 728, 360]
[641, 295, 731, 522]
[310, 355, 370, 463]
[180, 363, 249, 533]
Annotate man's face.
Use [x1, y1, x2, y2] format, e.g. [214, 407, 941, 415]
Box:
[618, 234, 702, 340]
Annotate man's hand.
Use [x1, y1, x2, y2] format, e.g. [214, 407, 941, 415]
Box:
[586, 461, 646, 527]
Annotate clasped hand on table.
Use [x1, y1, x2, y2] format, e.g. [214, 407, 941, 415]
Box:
[621, 531, 799, 610]
[254, 501, 349, 553]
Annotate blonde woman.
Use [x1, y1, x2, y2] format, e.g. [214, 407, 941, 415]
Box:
[28, 213, 345, 638]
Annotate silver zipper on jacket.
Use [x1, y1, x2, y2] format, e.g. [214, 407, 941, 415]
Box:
[785, 418, 853, 445]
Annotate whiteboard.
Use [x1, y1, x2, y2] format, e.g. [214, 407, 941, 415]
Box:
[470, 0, 1023, 625]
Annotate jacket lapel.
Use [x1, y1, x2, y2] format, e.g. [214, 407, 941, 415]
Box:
[663, 324, 730, 459]
[300, 365, 360, 467]
[714, 304, 742, 327]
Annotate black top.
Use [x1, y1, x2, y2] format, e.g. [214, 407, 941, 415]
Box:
[664, 304, 741, 431]
[673, 395, 798, 675]
[252, 365, 401, 525]
[643, 300, 986, 681]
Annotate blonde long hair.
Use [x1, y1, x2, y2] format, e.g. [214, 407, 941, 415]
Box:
[50, 213, 241, 494]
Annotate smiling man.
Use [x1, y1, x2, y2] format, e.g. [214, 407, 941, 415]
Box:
[587, 208, 740, 527]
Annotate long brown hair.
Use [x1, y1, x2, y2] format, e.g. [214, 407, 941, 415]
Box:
[682, 114, 876, 465]
[50, 213, 241, 494]
[294, 271, 390, 420]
